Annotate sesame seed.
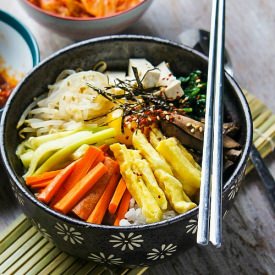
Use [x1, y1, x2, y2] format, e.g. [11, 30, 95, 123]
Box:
[165, 115, 170, 120]
[186, 122, 191, 127]
[190, 128, 195, 133]
[199, 126, 203, 132]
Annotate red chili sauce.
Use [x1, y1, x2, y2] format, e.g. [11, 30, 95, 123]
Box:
[0, 69, 17, 108]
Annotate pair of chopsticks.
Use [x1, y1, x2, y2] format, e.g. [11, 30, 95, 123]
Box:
[197, 0, 225, 247]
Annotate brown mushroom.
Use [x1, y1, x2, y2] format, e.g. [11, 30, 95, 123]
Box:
[223, 122, 240, 137]
[161, 119, 242, 171]
[170, 114, 241, 149]
[160, 121, 203, 151]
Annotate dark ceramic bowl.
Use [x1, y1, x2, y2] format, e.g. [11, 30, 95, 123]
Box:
[0, 35, 252, 267]
[19, 0, 153, 40]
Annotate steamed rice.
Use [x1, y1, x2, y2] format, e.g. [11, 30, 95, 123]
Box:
[119, 198, 177, 226]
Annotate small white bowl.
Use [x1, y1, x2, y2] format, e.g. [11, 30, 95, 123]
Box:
[0, 10, 40, 112]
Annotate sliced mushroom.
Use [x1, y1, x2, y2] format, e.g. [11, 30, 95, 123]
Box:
[160, 121, 203, 151]
[224, 160, 235, 171]
[223, 122, 240, 137]
[170, 114, 241, 149]
[161, 117, 242, 172]
[225, 148, 242, 162]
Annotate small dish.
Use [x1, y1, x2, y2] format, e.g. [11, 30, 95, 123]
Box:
[0, 10, 40, 113]
[19, 0, 153, 40]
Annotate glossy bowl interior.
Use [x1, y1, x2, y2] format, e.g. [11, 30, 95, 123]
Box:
[19, 0, 153, 40]
[0, 35, 252, 266]
[0, 10, 40, 113]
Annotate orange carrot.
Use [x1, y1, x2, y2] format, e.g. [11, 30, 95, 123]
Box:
[108, 178, 126, 215]
[64, 146, 103, 187]
[94, 150, 105, 163]
[114, 190, 131, 226]
[25, 170, 62, 185]
[37, 160, 78, 204]
[30, 179, 52, 189]
[54, 162, 107, 214]
[87, 163, 120, 224]
[50, 146, 103, 206]
[72, 157, 118, 220]
[99, 144, 109, 153]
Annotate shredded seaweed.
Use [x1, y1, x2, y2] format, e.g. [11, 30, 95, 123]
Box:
[87, 69, 207, 131]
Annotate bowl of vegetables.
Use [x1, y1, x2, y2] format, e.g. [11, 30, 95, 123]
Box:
[19, 0, 153, 40]
[0, 10, 40, 115]
[0, 35, 252, 266]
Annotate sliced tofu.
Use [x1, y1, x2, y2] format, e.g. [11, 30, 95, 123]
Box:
[128, 58, 154, 77]
[128, 58, 160, 88]
[157, 61, 184, 100]
[157, 61, 176, 86]
[164, 80, 184, 100]
[105, 71, 126, 85]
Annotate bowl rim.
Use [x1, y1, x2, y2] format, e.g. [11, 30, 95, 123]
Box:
[0, 10, 40, 66]
[0, 35, 253, 231]
[21, 0, 152, 22]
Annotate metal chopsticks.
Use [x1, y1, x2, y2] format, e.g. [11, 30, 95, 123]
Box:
[197, 0, 225, 247]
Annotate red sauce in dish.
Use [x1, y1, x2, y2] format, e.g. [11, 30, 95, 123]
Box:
[0, 69, 17, 108]
[28, 0, 144, 18]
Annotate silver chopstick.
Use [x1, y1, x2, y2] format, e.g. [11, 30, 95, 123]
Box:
[197, 0, 219, 245]
[197, 0, 225, 246]
[209, 0, 225, 247]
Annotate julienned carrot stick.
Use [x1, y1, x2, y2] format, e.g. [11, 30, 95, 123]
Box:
[87, 163, 120, 224]
[108, 178, 126, 215]
[54, 162, 107, 214]
[99, 144, 109, 153]
[50, 146, 103, 206]
[30, 179, 52, 189]
[94, 150, 105, 163]
[72, 157, 118, 220]
[25, 170, 62, 185]
[37, 160, 78, 204]
[114, 190, 131, 226]
[71, 178, 108, 220]
[66, 146, 103, 188]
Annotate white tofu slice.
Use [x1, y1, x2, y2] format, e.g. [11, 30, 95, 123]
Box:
[105, 71, 126, 85]
[157, 61, 184, 100]
[128, 58, 160, 88]
[164, 80, 184, 100]
[128, 58, 153, 77]
[142, 70, 161, 89]
[157, 62, 175, 84]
